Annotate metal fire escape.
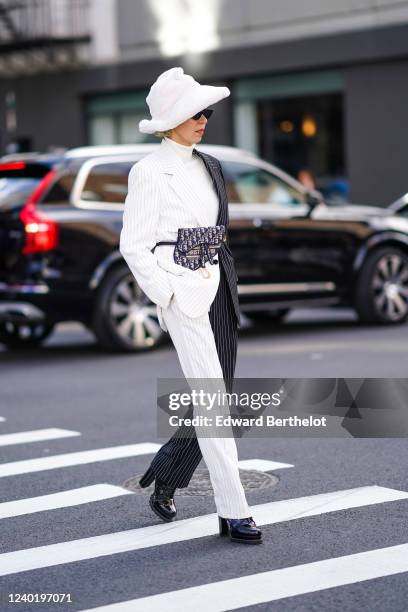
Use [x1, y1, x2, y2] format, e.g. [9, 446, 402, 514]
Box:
[0, 0, 91, 74]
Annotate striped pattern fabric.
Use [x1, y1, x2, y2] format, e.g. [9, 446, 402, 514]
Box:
[148, 148, 244, 497]
[157, 266, 250, 518]
[120, 161, 175, 309]
[163, 136, 220, 224]
[120, 139, 241, 322]
[150, 263, 239, 490]
[193, 148, 241, 328]
[121, 139, 245, 502]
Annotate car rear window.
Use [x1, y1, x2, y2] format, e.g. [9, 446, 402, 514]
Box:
[79, 161, 135, 204]
[41, 172, 77, 204]
[0, 161, 51, 210]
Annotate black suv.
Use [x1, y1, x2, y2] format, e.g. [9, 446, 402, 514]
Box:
[1, 143, 408, 352]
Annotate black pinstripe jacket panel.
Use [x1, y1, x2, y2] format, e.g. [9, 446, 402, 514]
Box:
[193, 148, 241, 328]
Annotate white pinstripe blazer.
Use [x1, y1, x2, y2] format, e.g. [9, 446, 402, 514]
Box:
[120, 138, 232, 324]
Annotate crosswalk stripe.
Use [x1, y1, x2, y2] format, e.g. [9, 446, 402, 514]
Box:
[84, 542, 408, 611]
[0, 417, 6, 422]
[0, 443, 161, 478]
[0, 457, 290, 519]
[238, 459, 293, 471]
[0, 485, 406, 577]
[0, 485, 133, 520]
[0, 428, 81, 447]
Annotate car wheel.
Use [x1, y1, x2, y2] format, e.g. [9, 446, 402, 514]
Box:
[0, 321, 55, 349]
[354, 246, 408, 324]
[246, 308, 290, 324]
[91, 266, 166, 352]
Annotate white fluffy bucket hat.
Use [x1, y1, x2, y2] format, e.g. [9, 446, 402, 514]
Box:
[138, 66, 230, 134]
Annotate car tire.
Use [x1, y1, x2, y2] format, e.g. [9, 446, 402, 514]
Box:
[246, 308, 290, 325]
[90, 265, 166, 352]
[354, 246, 408, 324]
[0, 321, 55, 350]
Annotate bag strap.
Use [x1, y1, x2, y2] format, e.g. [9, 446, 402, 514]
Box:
[151, 240, 177, 254]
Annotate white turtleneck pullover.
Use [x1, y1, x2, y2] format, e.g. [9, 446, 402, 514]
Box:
[162, 136, 219, 225]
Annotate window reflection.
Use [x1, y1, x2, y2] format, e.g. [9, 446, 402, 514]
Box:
[222, 162, 305, 206]
[81, 162, 134, 203]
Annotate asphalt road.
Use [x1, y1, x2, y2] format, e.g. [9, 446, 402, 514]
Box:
[0, 307, 407, 611]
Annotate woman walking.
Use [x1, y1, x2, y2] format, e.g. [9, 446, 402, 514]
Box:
[119, 67, 262, 544]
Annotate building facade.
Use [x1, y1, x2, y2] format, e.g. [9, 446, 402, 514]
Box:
[0, 0, 408, 205]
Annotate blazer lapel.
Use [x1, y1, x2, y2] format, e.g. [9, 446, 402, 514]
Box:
[193, 148, 226, 227]
[156, 140, 225, 228]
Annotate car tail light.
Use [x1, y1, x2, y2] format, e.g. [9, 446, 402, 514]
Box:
[0, 161, 27, 171]
[20, 169, 59, 254]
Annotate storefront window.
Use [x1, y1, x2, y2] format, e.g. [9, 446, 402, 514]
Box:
[88, 113, 148, 145]
[88, 115, 116, 145]
[85, 91, 157, 145]
[258, 93, 346, 199]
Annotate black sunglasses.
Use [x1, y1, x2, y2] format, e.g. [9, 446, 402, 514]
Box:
[191, 108, 214, 120]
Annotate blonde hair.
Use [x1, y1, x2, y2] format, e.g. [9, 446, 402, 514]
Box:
[154, 129, 173, 139]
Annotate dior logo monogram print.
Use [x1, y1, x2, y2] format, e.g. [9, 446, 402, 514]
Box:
[174, 224, 226, 271]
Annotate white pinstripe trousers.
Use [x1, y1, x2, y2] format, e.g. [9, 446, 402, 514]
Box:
[161, 284, 251, 519]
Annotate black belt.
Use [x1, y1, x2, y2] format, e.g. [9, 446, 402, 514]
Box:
[151, 241, 177, 253]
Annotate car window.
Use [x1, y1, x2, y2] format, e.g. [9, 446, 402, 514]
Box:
[41, 172, 76, 204]
[394, 203, 408, 218]
[221, 161, 305, 206]
[80, 161, 135, 204]
[0, 162, 50, 210]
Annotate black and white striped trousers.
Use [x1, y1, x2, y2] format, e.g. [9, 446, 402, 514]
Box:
[149, 263, 239, 489]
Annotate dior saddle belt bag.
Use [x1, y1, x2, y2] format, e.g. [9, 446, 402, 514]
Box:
[151, 224, 226, 278]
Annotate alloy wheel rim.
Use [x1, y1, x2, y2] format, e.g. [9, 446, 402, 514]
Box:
[371, 253, 408, 321]
[109, 275, 163, 347]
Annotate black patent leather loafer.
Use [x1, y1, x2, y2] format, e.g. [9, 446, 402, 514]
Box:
[218, 515, 262, 544]
[149, 477, 177, 522]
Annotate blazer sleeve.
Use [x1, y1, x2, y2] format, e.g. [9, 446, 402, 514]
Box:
[119, 161, 174, 309]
